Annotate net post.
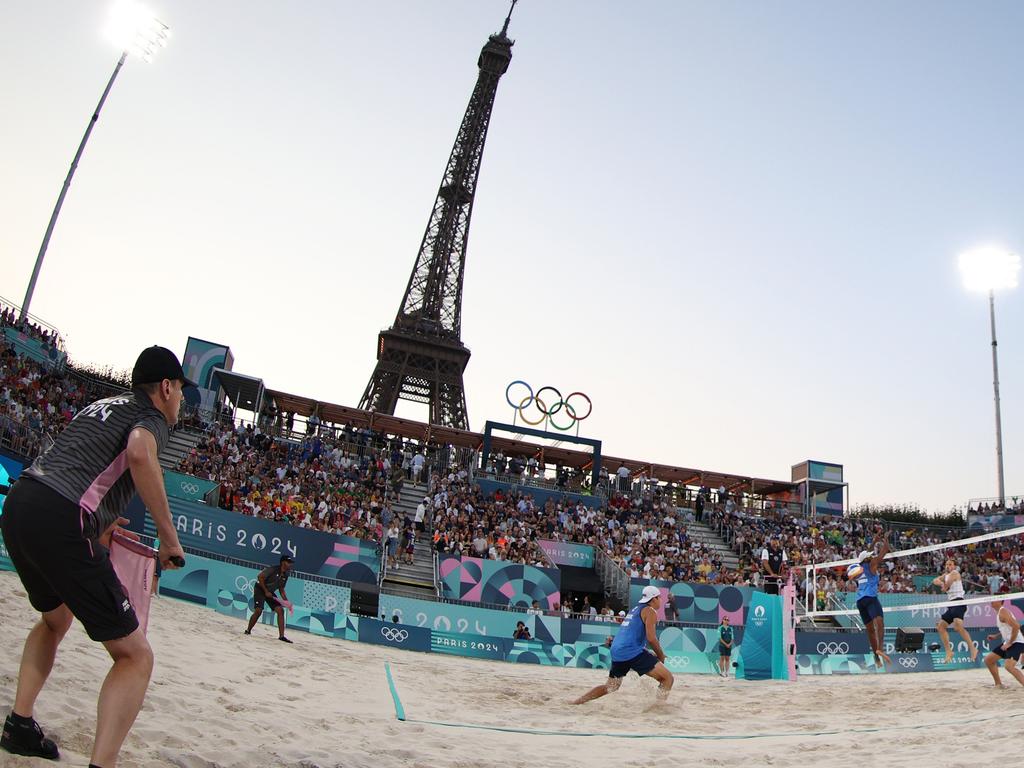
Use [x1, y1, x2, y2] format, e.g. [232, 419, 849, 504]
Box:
[783, 574, 797, 681]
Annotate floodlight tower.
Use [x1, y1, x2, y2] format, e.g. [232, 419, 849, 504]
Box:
[19, 1, 170, 322]
[959, 245, 1021, 508]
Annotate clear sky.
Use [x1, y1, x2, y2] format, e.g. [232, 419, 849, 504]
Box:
[2, 1, 1022, 513]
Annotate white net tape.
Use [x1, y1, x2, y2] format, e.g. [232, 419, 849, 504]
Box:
[804, 522, 1024, 619]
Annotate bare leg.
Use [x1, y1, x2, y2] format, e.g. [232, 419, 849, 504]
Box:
[870, 618, 890, 665]
[985, 652, 1004, 687]
[571, 676, 621, 705]
[275, 607, 287, 638]
[646, 662, 674, 700]
[937, 620, 953, 663]
[952, 620, 977, 662]
[91, 629, 155, 767]
[1004, 658, 1024, 687]
[245, 605, 264, 633]
[12, 605, 73, 718]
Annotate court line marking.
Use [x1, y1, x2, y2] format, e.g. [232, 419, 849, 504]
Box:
[383, 663, 1024, 740]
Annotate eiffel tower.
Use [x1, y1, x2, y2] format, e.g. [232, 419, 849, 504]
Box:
[358, 4, 516, 429]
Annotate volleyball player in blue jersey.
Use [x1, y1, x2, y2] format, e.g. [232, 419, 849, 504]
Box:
[571, 586, 674, 704]
[848, 527, 891, 667]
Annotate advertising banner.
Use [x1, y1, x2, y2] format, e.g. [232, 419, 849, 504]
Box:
[537, 539, 595, 568]
[124, 495, 379, 582]
[378, 594, 525, 638]
[358, 617, 431, 653]
[969, 514, 1024, 531]
[431, 631, 512, 661]
[438, 555, 560, 609]
[629, 579, 752, 625]
[163, 470, 219, 504]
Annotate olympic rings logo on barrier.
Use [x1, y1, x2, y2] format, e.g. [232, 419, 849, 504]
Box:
[505, 381, 592, 432]
[665, 656, 691, 667]
[815, 642, 850, 655]
[381, 628, 409, 643]
[235, 576, 256, 595]
[181, 482, 200, 495]
[898, 657, 919, 668]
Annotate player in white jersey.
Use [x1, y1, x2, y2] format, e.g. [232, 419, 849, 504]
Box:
[931, 558, 977, 663]
[983, 598, 1024, 688]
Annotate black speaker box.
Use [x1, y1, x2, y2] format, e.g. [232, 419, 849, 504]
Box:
[895, 627, 924, 652]
[350, 582, 380, 618]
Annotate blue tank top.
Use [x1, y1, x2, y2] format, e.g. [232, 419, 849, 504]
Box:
[611, 603, 649, 661]
[856, 560, 880, 599]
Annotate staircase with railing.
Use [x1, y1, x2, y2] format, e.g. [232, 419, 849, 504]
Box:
[379, 480, 438, 599]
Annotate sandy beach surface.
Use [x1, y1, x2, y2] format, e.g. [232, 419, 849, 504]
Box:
[0, 570, 1019, 768]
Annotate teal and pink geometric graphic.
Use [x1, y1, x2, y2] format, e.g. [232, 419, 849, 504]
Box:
[439, 555, 560, 609]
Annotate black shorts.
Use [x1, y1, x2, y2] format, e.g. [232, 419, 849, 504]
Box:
[1, 477, 138, 642]
[609, 650, 658, 678]
[719, 643, 732, 657]
[990, 640, 1024, 661]
[940, 601, 967, 624]
[253, 585, 282, 612]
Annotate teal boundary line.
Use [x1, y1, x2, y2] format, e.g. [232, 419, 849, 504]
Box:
[384, 663, 406, 721]
[382, 664, 1024, 740]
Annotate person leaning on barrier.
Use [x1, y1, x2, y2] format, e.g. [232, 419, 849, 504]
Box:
[1, 346, 189, 766]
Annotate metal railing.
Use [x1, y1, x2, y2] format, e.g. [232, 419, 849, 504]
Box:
[595, 545, 630, 605]
[0, 413, 48, 460]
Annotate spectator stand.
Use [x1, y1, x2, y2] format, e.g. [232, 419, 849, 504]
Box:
[0, 297, 67, 371]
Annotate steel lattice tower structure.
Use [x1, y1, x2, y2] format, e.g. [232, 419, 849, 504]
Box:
[358, 5, 516, 429]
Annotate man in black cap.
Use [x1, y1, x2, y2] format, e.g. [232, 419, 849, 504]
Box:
[1, 345, 191, 766]
[244, 555, 295, 642]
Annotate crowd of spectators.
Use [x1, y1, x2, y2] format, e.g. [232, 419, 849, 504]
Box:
[709, 499, 1024, 608]
[0, 337, 123, 457]
[178, 420, 447, 545]
[3, 324, 1024, 610]
[970, 499, 1024, 515]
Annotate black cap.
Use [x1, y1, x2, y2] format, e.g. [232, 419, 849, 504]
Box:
[131, 346, 198, 388]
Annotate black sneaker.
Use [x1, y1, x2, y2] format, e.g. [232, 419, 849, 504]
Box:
[279, 636, 293, 644]
[1, 714, 59, 760]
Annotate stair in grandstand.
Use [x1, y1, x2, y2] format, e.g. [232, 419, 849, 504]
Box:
[380, 480, 438, 598]
[159, 428, 204, 472]
[683, 516, 740, 570]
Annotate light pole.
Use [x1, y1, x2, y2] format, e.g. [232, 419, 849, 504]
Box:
[959, 245, 1021, 508]
[19, 1, 170, 323]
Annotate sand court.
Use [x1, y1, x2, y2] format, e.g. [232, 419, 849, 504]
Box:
[0, 571, 1020, 768]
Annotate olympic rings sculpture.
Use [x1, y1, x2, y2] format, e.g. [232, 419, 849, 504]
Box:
[505, 380, 592, 432]
[815, 642, 850, 655]
[381, 627, 409, 643]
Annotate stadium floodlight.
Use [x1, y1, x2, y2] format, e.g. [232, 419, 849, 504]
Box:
[958, 246, 1021, 293]
[958, 245, 1020, 509]
[19, 2, 170, 323]
[104, 0, 170, 62]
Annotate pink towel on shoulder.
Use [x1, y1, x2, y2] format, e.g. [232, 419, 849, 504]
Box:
[110, 532, 157, 635]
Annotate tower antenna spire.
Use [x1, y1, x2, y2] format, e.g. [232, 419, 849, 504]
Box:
[501, 0, 517, 36]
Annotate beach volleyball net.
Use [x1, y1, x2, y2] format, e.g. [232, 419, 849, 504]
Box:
[803, 523, 1024, 621]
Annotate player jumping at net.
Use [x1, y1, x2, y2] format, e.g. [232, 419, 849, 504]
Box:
[932, 558, 978, 664]
[847, 526, 891, 667]
[983, 598, 1024, 689]
[571, 586, 674, 705]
